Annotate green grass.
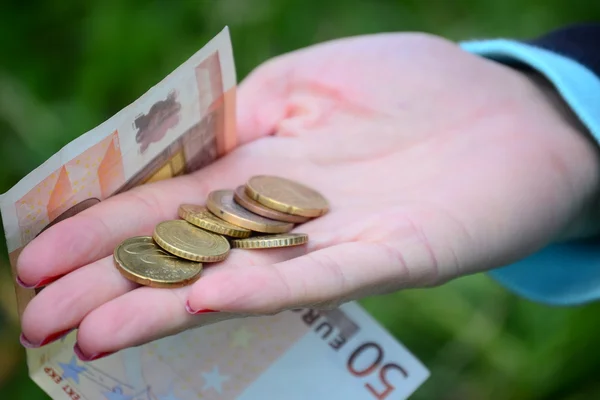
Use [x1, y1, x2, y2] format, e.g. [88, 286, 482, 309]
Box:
[2, 0, 600, 398]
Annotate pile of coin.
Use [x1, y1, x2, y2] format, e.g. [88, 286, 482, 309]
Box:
[113, 175, 328, 288]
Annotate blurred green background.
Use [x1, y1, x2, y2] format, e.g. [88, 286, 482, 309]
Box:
[2, 0, 600, 399]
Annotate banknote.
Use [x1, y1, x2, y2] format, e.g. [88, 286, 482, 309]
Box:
[0, 27, 429, 399]
[30, 304, 429, 400]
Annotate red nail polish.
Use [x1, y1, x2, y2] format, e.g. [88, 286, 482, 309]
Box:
[185, 301, 218, 315]
[20, 328, 73, 348]
[73, 342, 114, 362]
[16, 275, 60, 289]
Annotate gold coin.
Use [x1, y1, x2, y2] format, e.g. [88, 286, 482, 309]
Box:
[233, 186, 310, 223]
[231, 233, 309, 249]
[114, 236, 202, 288]
[245, 175, 329, 217]
[153, 220, 230, 262]
[207, 190, 294, 233]
[179, 204, 251, 238]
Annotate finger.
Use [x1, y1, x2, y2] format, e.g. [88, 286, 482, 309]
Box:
[72, 246, 306, 358]
[186, 240, 432, 315]
[73, 287, 239, 361]
[15, 152, 272, 287]
[20, 213, 309, 350]
[19, 255, 136, 347]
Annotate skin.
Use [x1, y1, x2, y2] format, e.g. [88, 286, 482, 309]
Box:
[16, 33, 600, 359]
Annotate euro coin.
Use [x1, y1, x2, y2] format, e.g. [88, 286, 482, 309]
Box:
[153, 220, 230, 262]
[179, 204, 251, 238]
[245, 175, 328, 217]
[233, 185, 310, 223]
[230, 233, 309, 249]
[207, 190, 294, 233]
[114, 236, 202, 288]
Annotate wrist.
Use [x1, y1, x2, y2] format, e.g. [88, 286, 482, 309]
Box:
[517, 66, 600, 241]
[460, 39, 600, 242]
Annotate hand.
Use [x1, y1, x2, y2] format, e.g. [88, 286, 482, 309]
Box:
[17, 33, 600, 360]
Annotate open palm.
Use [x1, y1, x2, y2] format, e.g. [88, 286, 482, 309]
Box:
[17, 33, 597, 360]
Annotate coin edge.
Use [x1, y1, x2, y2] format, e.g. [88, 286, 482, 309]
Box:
[231, 233, 309, 249]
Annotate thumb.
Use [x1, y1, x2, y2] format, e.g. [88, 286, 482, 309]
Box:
[236, 57, 292, 144]
[186, 241, 435, 315]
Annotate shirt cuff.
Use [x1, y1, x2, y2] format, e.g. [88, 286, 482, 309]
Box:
[459, 39, 600, 306]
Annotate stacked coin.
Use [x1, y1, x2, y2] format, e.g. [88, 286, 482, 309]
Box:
[113, 175, 328, 288]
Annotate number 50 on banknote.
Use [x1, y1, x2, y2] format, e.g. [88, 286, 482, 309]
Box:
[0, 27, 429, 400]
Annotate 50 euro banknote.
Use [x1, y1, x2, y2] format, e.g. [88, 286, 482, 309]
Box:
[0, 27, 429, 399]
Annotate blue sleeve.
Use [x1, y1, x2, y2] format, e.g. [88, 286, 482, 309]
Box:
[459, 25, 600, 306]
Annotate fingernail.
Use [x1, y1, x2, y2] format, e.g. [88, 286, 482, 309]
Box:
[20, 328, 74, 348]
[185, 301, 218, 315]
[73, 342, 114, 362]
[16, 275, 60, 289]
